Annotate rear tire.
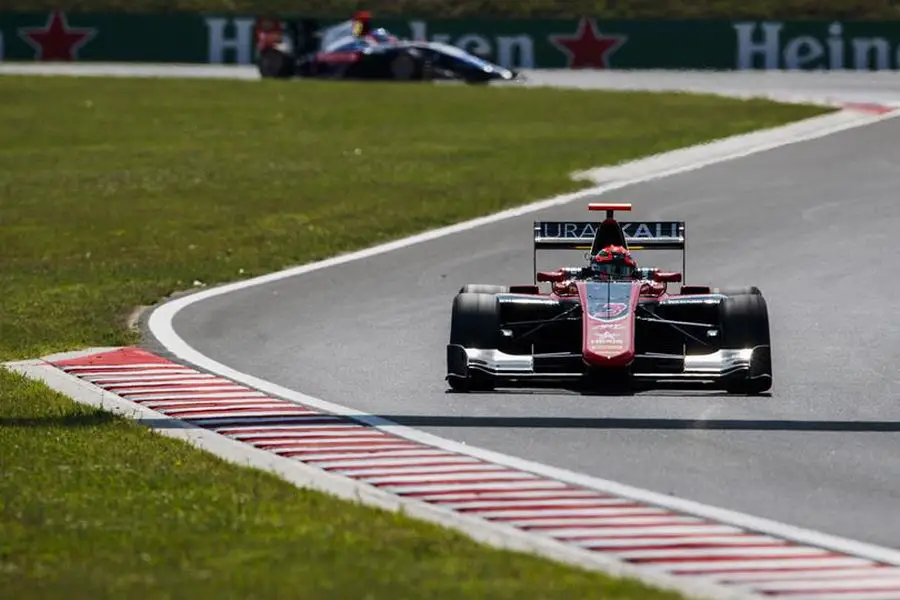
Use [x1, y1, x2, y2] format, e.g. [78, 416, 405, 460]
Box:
[447, 293, 500, 392]
[718, 291, 772, 394]
[258, 48, 293, 78]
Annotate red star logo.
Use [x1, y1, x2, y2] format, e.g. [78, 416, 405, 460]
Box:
[18, 10, 97, 61]
[549, 18, 627, 69]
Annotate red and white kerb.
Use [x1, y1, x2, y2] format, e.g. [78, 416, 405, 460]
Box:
[51, 347, 900, 599]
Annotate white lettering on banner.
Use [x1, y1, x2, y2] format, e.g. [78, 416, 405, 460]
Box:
[734, 21, 782, 69]
[408, 20, 428, 41]
[734, 20, 900, 70]
[497, 35, 534, 69]
[827, 22, 844, 68]
[784, 36, 823, 68]
[456, 33, 491, 57]
[853, 37, 891, 69]
[405, 19, 535, 68]
[205, 17, 255, 64]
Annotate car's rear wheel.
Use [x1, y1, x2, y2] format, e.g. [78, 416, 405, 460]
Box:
[718, 291, 772, 394]
[258, 48, 293, 78]
[447, 292, 500, 392]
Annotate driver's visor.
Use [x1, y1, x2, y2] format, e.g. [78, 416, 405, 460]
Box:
[592, 262, 632, 277]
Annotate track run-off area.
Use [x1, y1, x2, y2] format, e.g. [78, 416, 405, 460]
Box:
[6, 63, 900, 599]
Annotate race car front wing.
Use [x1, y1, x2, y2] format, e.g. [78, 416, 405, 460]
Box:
[446, 344, 766, 388]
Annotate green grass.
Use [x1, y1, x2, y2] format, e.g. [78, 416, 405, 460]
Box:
[0, 75, 829, 598]
[7, 0, 900, 19]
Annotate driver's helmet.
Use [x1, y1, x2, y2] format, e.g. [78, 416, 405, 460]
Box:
[591, 245, 637, 279]
[351, 10, 372, 36]
[367, 27, 396, 43]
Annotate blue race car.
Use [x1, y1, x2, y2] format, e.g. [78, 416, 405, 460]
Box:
[254, 15, 521, 84]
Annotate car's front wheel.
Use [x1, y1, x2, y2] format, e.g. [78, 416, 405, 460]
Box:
[718, 291, 772, 394]
[447, 292, 500, 392]
[389, 50, 420, 80]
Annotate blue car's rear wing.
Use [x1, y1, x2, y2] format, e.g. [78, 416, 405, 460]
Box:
[531, 203, 686, 281]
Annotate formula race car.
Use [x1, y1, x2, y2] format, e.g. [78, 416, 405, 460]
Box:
[446, 203, 773, 394]
[253, 13, 520, 83]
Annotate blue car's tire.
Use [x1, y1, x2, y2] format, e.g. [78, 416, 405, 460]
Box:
[389, 50, 420, 80]
[258, 48, 293, 79]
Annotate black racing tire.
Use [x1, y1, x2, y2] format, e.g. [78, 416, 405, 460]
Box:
[458, 284, 509, 295]
[718, 291, 772, 395]
[448, 292, 500, 391]
[258, 48, 293, 79]
[389, 50, 422, 80]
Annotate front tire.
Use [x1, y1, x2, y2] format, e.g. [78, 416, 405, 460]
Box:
[389, 50, 421, 80]
[718, 291, 772, 394]
[447, 292, 500, 392]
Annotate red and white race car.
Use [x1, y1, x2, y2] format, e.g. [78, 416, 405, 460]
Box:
[446, 203, 773, 395]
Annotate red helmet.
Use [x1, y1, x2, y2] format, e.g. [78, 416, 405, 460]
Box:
[591, 245, 637, 279]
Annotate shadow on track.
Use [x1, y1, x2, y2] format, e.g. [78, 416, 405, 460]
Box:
[9, 408, 897, 435]
[127, 412, 900, 434]
[369, 414, 900, 433]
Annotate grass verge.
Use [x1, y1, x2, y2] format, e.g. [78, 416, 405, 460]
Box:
[0, 75, 829, 598]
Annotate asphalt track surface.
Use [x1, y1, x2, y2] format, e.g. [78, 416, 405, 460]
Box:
[108, 68, 900, 548]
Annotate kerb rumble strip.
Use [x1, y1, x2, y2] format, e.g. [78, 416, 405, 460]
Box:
[18, 345, 900, 600]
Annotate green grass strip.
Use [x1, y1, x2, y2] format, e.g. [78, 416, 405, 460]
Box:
[0, 75, 828, 598]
